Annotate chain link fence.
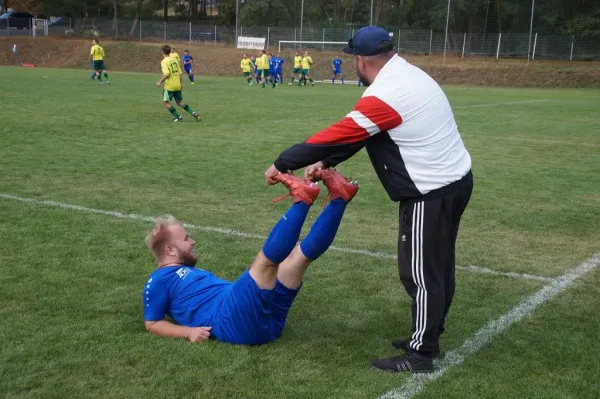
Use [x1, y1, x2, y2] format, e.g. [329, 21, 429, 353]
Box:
[2, 17, 599, 60]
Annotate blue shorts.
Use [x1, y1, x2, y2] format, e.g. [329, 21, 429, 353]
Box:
[184, 65, 192, 73]
[333, 69, 342, 75]
[212, 270, 300, 345]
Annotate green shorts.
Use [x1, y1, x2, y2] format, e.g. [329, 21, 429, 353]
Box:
[244, 71, 251, 77]
[93, 60, 105, 71]
[293, 67, 301, 74]
[260, 69, 270, 78]
[301, 69, 310, 76]
[162, 90, 183, 103]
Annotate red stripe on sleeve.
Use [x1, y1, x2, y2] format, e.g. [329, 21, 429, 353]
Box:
[305, 117, 370, 145]
[354, 95, 403, 132]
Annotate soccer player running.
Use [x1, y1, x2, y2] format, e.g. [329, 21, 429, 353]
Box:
[89, 39, 110, 85]
[299, 51, 315, 87]
[258, 50, 270, 88]
[331, 54, 344, 84]
[268, 54, 277, 88]
[143, 171, 359, 345]
[274, 52, 284, 84]
[250, 56, 260, 84]
[182, 50, 195, 85]
[240, 54, 254, 85]
[156, 45, 200, 122]
[289, 51, 303, 85]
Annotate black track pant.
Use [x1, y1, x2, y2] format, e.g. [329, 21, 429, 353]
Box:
[398, 172, 473, 355]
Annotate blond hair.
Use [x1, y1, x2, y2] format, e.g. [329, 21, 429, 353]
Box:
[145, 216, 180, 259]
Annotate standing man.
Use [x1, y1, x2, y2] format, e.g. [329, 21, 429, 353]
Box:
[182, 50, 195, 85]
[171, 47, 181, 64]
[289, 51, 303, 85]
[331, 54, 344, 84]
[268, 54, 277, 89]
[240, 54, 254, 85]
[89, 39, 110, 85]
[274, 52, 284, 84]
[264, 26, 473, 373]
[299, 51, 314, 86]
[156, 45, 201, 122]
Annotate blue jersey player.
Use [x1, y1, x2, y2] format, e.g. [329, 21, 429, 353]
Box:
[274, 52, 284, 84]
[143, 170, 358, 345]
[267, 54, 277, 88]
[182, 50, 195, 84]
[332, 55, 344, 84]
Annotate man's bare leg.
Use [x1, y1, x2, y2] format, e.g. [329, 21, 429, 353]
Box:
[276, 246, 311, 289]
[249, 251, 280, 289]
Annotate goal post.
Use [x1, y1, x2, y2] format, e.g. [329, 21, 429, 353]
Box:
[278, 40, 348, 53]
[32, 19, 48, 37]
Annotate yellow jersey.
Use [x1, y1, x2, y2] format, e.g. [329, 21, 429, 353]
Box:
[161, 56, 182, 91]
[259, 54, 269, 70]
[302, 56, 313, 69]
[240, 58, 253, 72]
[171, 52, 181, 63]
[90, 44, 104, 61]
[294, 56, 303, 68]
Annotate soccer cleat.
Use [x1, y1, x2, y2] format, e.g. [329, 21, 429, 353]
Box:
[272, 174, 320, 206]
[391, 339, 442, 359]
[191, 82, 195, 85]
[107, 81, 111, 85]
[193, 112, 201, 121]
[371, 351, 434, 373]
[173, 116, 183, 122]
[312, 169, 359, 203]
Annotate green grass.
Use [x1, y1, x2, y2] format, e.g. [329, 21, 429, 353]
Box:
[0, 66, 599, 398]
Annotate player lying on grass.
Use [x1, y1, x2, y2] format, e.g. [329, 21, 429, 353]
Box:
[143, 170, 358, 344]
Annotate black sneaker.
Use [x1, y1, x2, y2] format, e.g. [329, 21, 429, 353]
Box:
[392, 338, 442, 359]
[371, 351, 434, 373]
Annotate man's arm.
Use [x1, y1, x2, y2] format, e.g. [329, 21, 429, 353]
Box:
[272, 95, 403, 173]
[145, 320, 211, 342]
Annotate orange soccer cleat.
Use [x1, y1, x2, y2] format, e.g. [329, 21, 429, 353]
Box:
[312, 169, 359, 203]
[272, 173, 320, 205]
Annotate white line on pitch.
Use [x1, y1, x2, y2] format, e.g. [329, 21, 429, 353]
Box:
[378, 252, 600, 399]
[0, 193, 551, 283]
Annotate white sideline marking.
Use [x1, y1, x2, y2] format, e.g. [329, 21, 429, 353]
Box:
[379, 252, 600, 399]
[0, 193, 550, 282]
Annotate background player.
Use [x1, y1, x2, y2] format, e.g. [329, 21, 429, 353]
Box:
[289, 51, 303, 85]
[156, 45, 200, 122]
[89, 38, 110, 84]
[182, 50, 195, 85]
[171, 47, 181, 65]
[258, 50, 270, 88]
[250, 56, 260, 84]
[299, 51, 314, 87]
[240, 54, 254, 85]
[331, 55, 344, 84]
[268, 54, 277, 88]
[143, 170, 359, 345]
[274, 52, 284, 84]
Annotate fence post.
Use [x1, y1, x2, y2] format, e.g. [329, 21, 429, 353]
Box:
[398, 29, 401, 53]
[139, 20, 142, 42]
[267, 27, 270, 50]
[532, 32, 537, 60]
[6, 16, 9, 36]
[461, 32, 466, 58]
[322, 28, 325, 50]
[496, 32, 501, 59]
[294, 27, 297, 49]
[352, 28, 355, 37]
[429, 29, 433, 55]
[214, 25, 217, 45]
[69, 17, 72, 30]
[189, 21, 192, 45]
[569, 36, 574, 61]
[163, 20, 166, 42]
[115, 19, 118, 38]
[240, 25, 243, 36]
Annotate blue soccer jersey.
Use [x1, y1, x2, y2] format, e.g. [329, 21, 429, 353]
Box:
[333, 58, 342, 73]
[182, 54, 193, 70]
[144, 266, 232, 327]
[275, 57, 284, 72]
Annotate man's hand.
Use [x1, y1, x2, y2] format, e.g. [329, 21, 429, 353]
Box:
[156, 81, 162, 87]
[304, 161, 326, 181]
[265, 164, 281, 185]
[186, 326, 212, 342]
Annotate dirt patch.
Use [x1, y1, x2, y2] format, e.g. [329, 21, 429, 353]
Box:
[1, 37, 599, 87]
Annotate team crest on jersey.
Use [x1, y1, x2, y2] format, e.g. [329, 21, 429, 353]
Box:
[176, 267, 191, 279]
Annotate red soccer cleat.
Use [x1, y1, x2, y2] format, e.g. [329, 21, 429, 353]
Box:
[312, 169, 359, 203]
[272, 173, 320, 205]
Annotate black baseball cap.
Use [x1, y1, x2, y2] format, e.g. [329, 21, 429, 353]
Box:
[343, 26, 394, 56]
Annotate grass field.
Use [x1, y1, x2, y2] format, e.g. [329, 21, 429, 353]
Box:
[1, 66, 599, 399]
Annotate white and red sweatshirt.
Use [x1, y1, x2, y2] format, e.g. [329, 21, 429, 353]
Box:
[274, 54, 472, 201]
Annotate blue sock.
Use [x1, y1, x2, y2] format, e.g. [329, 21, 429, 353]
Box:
[262, 202, 311, 263]
[342, 77, 345, 83]
[190, 74, 194, 82]
[300, 199, 347, 261]
[91, 72, 96, 79]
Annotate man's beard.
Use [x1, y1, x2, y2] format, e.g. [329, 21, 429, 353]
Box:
[180, 250, 198, 266]
[356, 68, 370, 87]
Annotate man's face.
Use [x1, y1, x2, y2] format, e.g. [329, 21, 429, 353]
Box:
[167, 224, 197, 266]
[354, 56, 370, 87]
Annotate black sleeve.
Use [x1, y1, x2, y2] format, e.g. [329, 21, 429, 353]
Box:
[274, 142, 363, 172]
[322, 142, 366, 168]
